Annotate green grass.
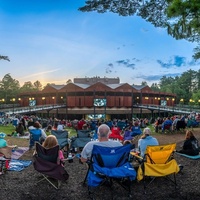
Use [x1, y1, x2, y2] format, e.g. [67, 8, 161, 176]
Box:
[0, 123, 77, 136]
[0, 124, 15, 134]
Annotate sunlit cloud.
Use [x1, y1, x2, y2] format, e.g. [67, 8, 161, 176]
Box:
[20, 68, 61, 79]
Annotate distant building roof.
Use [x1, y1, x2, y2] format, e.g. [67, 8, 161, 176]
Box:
[74, 76, 120, 85]
[132, 85, 147, 90]
[50, 84, 65, 90]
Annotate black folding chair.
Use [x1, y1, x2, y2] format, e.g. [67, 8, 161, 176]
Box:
[70, 130, 91, 151]
[33, 142, 69, 189]
[51, 130, 69, 150]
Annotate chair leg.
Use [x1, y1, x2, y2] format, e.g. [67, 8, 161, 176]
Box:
[36, 175, 61, 190]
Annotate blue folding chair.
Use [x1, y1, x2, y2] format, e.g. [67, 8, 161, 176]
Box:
[29, 129, 42, 149]
[84, 144, 136, 199]
[131, 126, 142, 137]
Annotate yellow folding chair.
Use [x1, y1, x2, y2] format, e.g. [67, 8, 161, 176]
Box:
[136, 143, 180, 193]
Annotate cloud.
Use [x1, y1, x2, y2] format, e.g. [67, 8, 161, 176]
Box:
[20, 68, 61, 79]
[106, 63, 113, 73]
[141, 28, 149, 32]
[106, 57, 139, 74]
[157, 55, 190, 68]
[137, 73, 181, 82]
[157, 55, 200, 69]
[116, 59, 135, 69]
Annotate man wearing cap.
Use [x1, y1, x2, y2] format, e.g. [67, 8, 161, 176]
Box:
[138, 127, 159, 157]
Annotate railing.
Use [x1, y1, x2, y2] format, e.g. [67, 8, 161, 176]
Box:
[0, 104, 66, 115]
[133, 104, 200, 114]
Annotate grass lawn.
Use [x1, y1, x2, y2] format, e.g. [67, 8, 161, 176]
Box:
[0, 124, 77, 147]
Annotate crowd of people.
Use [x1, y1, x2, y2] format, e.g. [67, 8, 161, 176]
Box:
[0, 113, 200, 165]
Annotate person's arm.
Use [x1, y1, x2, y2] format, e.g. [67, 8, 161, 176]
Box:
[80, 157, 87, 163]
[80, 142, 93, 163]
[40, 129, 47, 139]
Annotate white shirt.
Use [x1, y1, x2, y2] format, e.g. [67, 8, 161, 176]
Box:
[81, 140, 122, 159]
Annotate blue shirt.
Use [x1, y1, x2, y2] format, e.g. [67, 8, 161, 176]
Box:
[138, 136, 159, 157]
[0, 138, 7, 148]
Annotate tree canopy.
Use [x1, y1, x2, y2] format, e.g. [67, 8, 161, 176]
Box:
[151, 69, 200, 104]
[79, 0, 200, 60]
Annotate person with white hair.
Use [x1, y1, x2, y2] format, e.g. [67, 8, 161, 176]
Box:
[138, 127, 159, 157]
[80, 124, 122, 163]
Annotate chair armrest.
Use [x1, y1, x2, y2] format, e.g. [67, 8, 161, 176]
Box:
[130, 152, 143, 160]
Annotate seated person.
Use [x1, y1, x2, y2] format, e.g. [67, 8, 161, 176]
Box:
[138, 128, 159, 157]
[42, 135, 64, 165]
[154, 117, 163, 133]
[161, 117, 173, 133]
[109, 125, 123, 141]
[177, 130, 199, 156]
[81, 124, 122, 163]
[123, 127, 133, 141]
[29, 122, 47, 148]
[15, 122, 25, 136]
[172, 116, 180, 131]
[0, 133, 16, 159]
[131, 122, 142, 136]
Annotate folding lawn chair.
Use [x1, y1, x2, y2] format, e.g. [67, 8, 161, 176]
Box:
[33, 142, 69, 189]
[162, 124, 173, 133]
[135, 143, 180, 193]
[51, 130, 69, 150]
[175, 120, 186, 132]
[84, 144, 136, 199]
[29, 129, 42, 149]
[70, 130, 91, 151]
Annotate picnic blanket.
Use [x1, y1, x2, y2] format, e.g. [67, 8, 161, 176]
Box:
[175, 152, 200, 160]
[11, 147, 29, 160]
[12, 134, 30, 139]
[8, 159, 32, 171]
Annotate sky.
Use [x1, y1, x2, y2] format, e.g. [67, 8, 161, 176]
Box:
[0, 0, 199, 87]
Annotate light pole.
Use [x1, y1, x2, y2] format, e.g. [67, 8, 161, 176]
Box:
[52, 96, 55, 107]
[42, 97, 46, 106]
[11, 98, 16, 115]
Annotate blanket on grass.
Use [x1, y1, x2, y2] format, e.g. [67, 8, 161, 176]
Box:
[8, 159, 32, 171]
[175, 152, 200, 159]
[12, 134, 30, 139]
[11, 147, 29, 160]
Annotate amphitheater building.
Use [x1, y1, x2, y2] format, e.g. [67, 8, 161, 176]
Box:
[18, 77, 176, 120]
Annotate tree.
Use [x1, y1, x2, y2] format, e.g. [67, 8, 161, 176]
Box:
[0, 73, 20, 102]
[150, 83, 160, 91]
[79, 0, 200, 60]
[192, 90, 200, 105]
[66, 79, 72, 84]
[20, 81, 35, 92]
[141, 81, 147, 86]
[33, 80, 43, 91]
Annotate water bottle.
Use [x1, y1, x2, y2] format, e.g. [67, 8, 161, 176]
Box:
[68, 153, 73, 163]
